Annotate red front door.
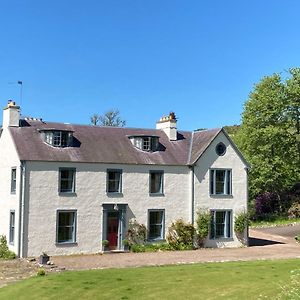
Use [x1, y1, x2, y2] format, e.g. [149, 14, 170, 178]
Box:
[107, 216, 119, 250]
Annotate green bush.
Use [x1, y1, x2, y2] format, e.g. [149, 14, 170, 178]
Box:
[37, 268, 46, 276]
[0, 235, 16, 260]
[196, 210, 211, 246]
[166, 219, 195, 250]
[234, 212, 250, 234]
[126, 219, 147, 246]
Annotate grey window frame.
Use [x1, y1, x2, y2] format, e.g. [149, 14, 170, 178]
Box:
[106, 169, 122, 194]
[59, 168, 76, 194]
[56, 210, 77, 244]
[11, 167, 17, 194]
[210, 169, 232, 196]
[210, 210, 232, 239]
[149, 171, 164, 195]
[44, 130, 72, 147]
[148, 209, 165, 241]
[9, 210, 15, 245]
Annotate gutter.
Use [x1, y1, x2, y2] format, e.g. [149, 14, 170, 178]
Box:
[18, 161, 26, 258]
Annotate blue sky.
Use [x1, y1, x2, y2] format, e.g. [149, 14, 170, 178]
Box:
[0, 0, 300, 130]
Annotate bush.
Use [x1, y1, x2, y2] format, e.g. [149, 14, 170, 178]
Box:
[166, 219, 195, 250]
[126, 219, 146, 246]
[196, 210, 211, 246]
[0, 235, 16, 260]
[255, 192, 280, 217]
[288, 202, 300, 219]
[37, 268, 46, 276]
[234, 212, 250, 234]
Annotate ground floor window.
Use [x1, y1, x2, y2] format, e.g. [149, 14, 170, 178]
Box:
[9, 211, 15, 245]
[57, 210, 77, 243]
[210, 210, 232, 239]
[148, 210, 164, 240]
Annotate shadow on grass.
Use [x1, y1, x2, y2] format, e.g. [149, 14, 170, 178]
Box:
[249, 237, 285, 247]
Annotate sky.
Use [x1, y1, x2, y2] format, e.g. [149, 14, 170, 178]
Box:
[0, 0, 300, 131]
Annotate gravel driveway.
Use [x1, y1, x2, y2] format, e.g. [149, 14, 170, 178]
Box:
[52, 225, 300, 271]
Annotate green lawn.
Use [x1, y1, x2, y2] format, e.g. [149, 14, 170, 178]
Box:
[251, 217, 300, 228]
[0, 259, 299, 299]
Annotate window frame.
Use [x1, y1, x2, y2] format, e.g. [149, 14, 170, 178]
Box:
[56, 210, 77, 244]
[43, 130, 72, 147]
[210, 210, 232, 239]
[106, 169, 122, 194]
[148, 209, 165, 241]
[59, 168, 76, 194]
[11, 167, 17, 194]
[9, 210, 15, 245]
[210, 169, 232, 196]
[149, 170, 164, 195]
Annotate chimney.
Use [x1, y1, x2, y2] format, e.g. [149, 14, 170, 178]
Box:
[2, 100, 20, 127]
[156, 112, 177, 141]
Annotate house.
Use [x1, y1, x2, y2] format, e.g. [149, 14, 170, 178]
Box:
[0, 101, 249, 257]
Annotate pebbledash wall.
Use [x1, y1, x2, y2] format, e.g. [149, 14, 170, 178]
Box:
[23, 162, 190, 257]
[194, 132, 248, 248]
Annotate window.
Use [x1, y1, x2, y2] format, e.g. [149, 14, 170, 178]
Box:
[9, 211, 15, 245]
[216, 142, 226, 156]
[57, 211, 76, 243]
[43, 130, 73, 147]
[59, 168, 76, 193]
[210, 210, 232, 239]
[149, 171, 164, 194]
[129, 136, 159, 152]
[210, 169, 231, 195]
[148, 210, 164, 240]
[107, 170, 122, 193]
[11, 168, 16, 194]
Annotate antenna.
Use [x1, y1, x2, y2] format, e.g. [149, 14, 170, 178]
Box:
[17, 81, 23, 107]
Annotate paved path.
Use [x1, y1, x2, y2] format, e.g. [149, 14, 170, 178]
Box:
[52, 226, 300, 271]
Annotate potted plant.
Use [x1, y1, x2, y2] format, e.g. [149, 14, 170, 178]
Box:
[122, 239, 130, 251]
[39, 252, 50, 265]
[102, 240, 109, 252]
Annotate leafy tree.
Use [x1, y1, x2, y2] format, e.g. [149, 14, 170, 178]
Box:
[90, 109, 126, 127]
[236, 69, 300, 204]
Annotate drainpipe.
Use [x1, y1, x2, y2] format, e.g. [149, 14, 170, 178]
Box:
[18, 161, 26, 258]
[190, 165, 195, 226]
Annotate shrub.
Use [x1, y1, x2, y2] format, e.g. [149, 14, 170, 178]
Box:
[37, 268, 46, 276]
[234, 212, 250, 234]
[126, 219, 146, 246]
[255, 192, 280, 217]
[288, 202, 300, 219]
[295, 233, 300, 242]
[196, 210, 211, 246]
[0, 235, 16, 260]
[166, 219, 195, 250]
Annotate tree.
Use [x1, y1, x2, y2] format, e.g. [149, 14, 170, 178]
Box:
[90, 109, 126, 127]
[236, 69, 300, 202]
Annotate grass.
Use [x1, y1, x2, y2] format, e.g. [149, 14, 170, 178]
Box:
[0, 259, 300, 299]
[250, 217, 300, 228]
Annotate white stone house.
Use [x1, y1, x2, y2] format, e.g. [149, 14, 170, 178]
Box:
[0, 101, 249, 257]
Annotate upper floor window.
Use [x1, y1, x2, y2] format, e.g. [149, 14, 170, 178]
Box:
[11, 168, 16, 194]
[107, 169, 122, 193]
[59, 168, 76, 193]
[149, 171, 164, 195]
[129, 135, 159, 152]
[210, 169, 231, 195]
[42, 130, 73, 147]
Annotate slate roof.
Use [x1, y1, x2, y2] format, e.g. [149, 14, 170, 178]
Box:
[9, 119, 222, 166]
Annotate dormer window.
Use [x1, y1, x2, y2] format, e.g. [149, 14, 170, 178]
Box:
[41, 129, 73, 147]
[129, 135, 159, 152]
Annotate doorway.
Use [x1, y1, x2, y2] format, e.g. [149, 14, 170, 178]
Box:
[107, 212, 119, 250]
